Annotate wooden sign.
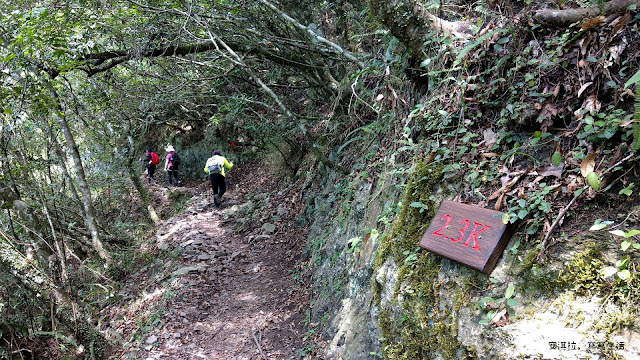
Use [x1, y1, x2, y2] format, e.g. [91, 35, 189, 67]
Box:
[418, 200, 514, 274]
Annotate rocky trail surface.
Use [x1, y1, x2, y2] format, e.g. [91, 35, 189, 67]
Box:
[102, 164, 313, 359]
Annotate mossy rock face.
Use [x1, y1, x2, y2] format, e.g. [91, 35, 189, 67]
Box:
[376, 161, 447, 265]
[448, 229, 640, 359]
[304, 168, 394, 358]
[302, 153, 640, 359]
[372, 161, 640, 359]
[373, 161, 470, 359]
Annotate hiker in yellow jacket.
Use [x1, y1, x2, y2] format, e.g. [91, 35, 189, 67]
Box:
[204, 150, 234, 206]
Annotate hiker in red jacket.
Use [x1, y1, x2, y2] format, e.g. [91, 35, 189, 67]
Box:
[144, 147, 160, 183]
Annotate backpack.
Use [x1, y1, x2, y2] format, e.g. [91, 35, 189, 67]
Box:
[208, 161, 222, 174]
[150, 152, 160, 165]
[170, 153, 181, 167]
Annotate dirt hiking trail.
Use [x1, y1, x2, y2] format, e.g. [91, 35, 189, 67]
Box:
[103, 163, 313, 359]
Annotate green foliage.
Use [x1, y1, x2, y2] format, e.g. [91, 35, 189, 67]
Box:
[475, 283, 518, 325]
[408, 201, 428, 213]
[633, 83, 640, 151]
[504, 184, 554, 235]
[588, 220, 640, 291]
[586, 172, 601, 191]
[624, 69, 640, 89]
[551, 151, 562, 167]
[577, 106, 633, 145]
[618, 183, 634, 196]
[602, 257, 631, 282]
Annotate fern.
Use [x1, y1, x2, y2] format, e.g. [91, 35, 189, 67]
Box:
[633, 83, 640, 152]
[453, 29, 507, 68]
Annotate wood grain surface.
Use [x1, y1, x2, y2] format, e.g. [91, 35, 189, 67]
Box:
[419, 200, 514, 274]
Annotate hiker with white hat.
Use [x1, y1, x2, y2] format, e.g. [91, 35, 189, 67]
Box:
[164, 145, 182, 187]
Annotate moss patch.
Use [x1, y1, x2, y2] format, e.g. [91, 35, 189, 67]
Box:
[559, 241, 640, 307]
[558, 243, 607, 295]
[374, 161, 474, 359]
[377, 161, 445, 264]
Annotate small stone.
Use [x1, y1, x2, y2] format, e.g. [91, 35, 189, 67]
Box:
[261, 223, 276, 235]
[146, 335, 158, 344]
[158, 243, 169, 251]
[173, 332, 182, 338]
[180, 240, 194, 248]
[277, 204, 288, 216]
[294, 215, 307, 227]
[172, 266, 198, 276]
[197, 264, 209, 272]
[198, 254, 211, 261]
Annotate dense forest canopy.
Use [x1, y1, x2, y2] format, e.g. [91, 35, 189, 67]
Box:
[0, 0, 639, 358]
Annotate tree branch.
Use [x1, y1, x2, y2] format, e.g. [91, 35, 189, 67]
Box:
[257, 0, 364, 67]
[81, 38, 334, 81]
[533, 0, 638, 26]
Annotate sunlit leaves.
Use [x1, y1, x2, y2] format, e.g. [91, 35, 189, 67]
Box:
[608, 229, 640, 238]
[602, 258, 631, 282]
[551, 151, 562, 167]
[505, 283, 515, 299]
[624, 69, 640, 89]
[619, 183, 635, 196]
[586, 172, 601, 191]
[589, 219, 613, 231]
[602, 266, 617, 278]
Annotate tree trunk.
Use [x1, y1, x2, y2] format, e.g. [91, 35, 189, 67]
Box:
[50, 129, 83, 207]
[127, 157, 160, 225]
[533, 0, 638, 26]
[367, 0, 471, 59]
[39, 190, 71, 293]
[51, 88, 113, 267]
[0, 180, 52, 267]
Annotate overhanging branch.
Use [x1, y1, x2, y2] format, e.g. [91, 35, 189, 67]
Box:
[80, 38, 340, 80]
[80, 41, 220, 76]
